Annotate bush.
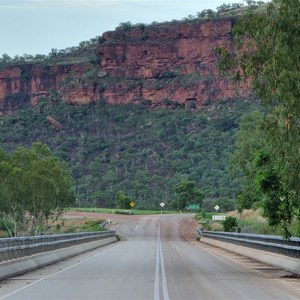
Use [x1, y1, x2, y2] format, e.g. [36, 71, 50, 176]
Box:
[223, 216, 238, 232]
[116, 191, 132, 209]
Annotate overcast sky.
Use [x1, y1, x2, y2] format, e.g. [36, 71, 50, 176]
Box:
[0, 0, 256, 56]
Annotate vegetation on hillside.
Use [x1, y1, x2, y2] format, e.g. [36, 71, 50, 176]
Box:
[0, 2, 267, 67]
[0, 37, 99, 68]
[0, 97, 259, 210]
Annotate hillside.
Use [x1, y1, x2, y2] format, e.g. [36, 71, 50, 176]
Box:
[0, 13, 262, 209]
[0, 97, 259, 209]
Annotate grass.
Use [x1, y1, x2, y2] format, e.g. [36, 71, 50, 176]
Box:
[0, 218, 107, 238]
[70, 207, 180, 215]
[196, 209, 300, 237]
[70, 207, 118, 214]
[50, 218, 107, 234]
[218, 3, 268, 17]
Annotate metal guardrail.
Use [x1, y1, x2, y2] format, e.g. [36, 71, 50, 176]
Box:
[0, 231, 116, 262]
[197, 229, 300, 258]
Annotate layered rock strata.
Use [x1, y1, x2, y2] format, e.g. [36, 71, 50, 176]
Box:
[0, 17, 250, 114]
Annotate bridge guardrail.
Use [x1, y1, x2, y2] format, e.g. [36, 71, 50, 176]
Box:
[0, 231, 115, 262]
[197, 229, 300, 258]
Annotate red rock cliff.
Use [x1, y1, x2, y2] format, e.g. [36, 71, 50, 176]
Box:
[0, 63, 96, 114]
[0, 17, 250, 114]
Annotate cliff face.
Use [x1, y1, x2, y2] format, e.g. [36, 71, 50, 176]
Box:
[0, 63, 94, 114]
[0, 18, 250, 114]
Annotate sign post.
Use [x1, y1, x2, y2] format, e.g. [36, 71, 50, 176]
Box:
[130, 201, 135, 214]
[160, 202, 165, 214]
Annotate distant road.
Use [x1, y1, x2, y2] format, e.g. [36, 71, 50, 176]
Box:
[1, 214, 300, 300]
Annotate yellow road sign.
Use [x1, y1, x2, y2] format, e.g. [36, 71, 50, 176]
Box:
[130, 201, 135, 207]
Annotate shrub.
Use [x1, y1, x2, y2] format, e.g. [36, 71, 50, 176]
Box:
[223, 216, 238, 232]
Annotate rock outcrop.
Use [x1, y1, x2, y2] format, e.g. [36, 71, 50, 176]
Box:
[0, 17, 250, 114]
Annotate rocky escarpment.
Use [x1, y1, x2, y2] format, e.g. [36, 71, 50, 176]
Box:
[0, 17, 250, 114]
[0, 63, 96, 114]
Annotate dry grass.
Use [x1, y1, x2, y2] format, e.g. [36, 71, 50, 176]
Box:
[50, 216, 106, 234]
[210, 222, 224, 231]
[227, 209, 266, 222]
[226, 209, 290, 235]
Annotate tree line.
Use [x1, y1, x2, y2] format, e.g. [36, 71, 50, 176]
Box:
[115, 2, 267, 32]
[1, 2, 266, 65]
[0, 96, 256, 213]
[0, 37, 99, 66]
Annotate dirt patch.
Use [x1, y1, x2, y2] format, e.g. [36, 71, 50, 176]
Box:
[64, 211, 199, 242]
[64, 211, 141, 222]
[180, 216, 199, 242]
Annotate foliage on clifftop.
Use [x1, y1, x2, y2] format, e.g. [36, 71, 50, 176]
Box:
[0, 2, 267, 67]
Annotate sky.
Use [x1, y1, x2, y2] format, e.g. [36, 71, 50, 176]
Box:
[0, 0, 254, 56]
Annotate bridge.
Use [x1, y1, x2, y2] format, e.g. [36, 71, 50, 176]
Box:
[0, 214, 300, 299]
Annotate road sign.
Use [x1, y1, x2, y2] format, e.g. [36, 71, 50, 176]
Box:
[187, 204, 200, 210]
[212, 215, 226, 221]
[214, 205, 220, 211]
[130, 201, 135, 207]
[160, 202, 165, 208]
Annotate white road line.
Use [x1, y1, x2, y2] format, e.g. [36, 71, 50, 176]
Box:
[134, 224, 139, 232]
[129, 224, 139, 241]
[154, 229, 160, 300]
[154, 224, 170, 300]
[159, 236, 170, 300]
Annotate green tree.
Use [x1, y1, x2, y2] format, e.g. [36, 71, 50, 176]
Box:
[221, 0, 300, 237]
[116, 191, 132, 209]
[230, 110, 265, 209]
[223, 216, 238, 232]
[254, 150, 294, 238]
[0, 143, 75, 236]
[174, 180, 205, 210]
[1, 54, 12, 64]
[0, 150, 25, 236]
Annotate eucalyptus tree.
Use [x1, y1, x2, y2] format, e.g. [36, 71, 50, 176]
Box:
[230, 110, 265, 210]
[0, 143, 75, 236]
[115, 191, 132, 209]
[222, 0, 300, 237]
[174, 180, 204, 210]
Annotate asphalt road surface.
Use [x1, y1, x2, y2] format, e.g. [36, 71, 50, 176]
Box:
[1, 214, 300, 300]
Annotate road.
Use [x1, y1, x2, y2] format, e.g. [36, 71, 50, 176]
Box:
[1, 214, 300, 299]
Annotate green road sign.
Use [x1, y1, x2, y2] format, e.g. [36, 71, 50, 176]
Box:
[187, 204, 200, 210]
